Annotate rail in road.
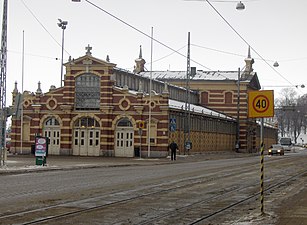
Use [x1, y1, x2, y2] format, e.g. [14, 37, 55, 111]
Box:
[0, 155, 306, 224]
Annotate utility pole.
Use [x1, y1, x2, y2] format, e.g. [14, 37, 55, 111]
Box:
[0, 0, 8, 166]
[236, 67, 241, 152]
[184, 32, 191, 154]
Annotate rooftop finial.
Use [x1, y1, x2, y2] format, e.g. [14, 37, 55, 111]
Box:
[36, 81, 42, 95]
[247, 45, 251, 58]
[139, 45, 142, 59]
[85, 44, 92, 56]
[13, 81, 18, 94]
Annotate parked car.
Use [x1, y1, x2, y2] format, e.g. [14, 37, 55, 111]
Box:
[268, 144, 284, 156]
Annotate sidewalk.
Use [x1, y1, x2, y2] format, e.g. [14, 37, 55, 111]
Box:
[0, 154, 168, 174]
[0, 151, 252, 174]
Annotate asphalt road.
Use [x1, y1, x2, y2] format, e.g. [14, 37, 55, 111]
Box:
[0, 149, 306, 224]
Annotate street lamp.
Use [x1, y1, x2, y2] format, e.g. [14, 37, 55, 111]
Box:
[236, 1, 245, 10]
[57, 19, 68, 87]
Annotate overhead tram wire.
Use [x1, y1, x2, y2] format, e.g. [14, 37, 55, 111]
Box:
[21, 0, 71, 57]
[8, 49, 60, 61]
[192, 43, 245, 58]
[83, 0, 229, 79]
[123, 45, 187, 71]
[192, 43, 286, 64]
[151, 45, 187, 64]
[204, 0, 296, 87]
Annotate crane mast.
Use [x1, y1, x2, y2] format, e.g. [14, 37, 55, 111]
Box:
[0, 0, 8, 165]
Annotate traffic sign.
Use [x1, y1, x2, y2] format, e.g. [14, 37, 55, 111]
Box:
[248, 90, 274, 118]
[169, 118, 176, 132]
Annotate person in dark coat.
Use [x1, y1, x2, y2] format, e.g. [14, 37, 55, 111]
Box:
[169, 141, 178, 161]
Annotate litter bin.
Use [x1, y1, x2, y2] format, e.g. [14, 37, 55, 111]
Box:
[36, 156, 46, 166]
[134, 147, 140, 157]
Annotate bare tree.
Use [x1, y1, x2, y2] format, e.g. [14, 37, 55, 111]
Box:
[275, 89, 307, 143]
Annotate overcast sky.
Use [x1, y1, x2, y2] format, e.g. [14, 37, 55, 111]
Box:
[4, 0, 307, 105]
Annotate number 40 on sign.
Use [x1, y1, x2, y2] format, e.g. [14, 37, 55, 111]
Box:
[248, 90, 274, 118]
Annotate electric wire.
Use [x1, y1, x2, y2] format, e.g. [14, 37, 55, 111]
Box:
[141, 45, 187, 72]
[204, 0, 296, 87]
[152, 45, 187, 64]
[20, 0, 70, 57]
[193, 43, 307, 64]
[192, 43, 245, 58]
[84, 0, 229, 79]
[8, 49, 59, 61]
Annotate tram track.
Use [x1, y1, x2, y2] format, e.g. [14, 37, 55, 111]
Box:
[0, 155, 305, 224]
[1, 161, 256, 224]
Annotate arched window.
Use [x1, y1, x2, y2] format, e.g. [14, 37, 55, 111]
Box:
[45, 117, 59, 126]
[74, 117, 100, 128]
[75, 74, 100, 110]
[225, 92, 233, 104]
[117, 117, 133, 127]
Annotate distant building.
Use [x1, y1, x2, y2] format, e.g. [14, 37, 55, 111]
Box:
[140, 47, 276, 152]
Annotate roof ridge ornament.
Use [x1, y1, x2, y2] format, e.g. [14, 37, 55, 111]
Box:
[86, 44, 92, 56]
[139, 45, 142, 59]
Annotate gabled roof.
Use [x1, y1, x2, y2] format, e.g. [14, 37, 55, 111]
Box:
[140, 70, 261, 89]
[64, 54, 116, 67]
[249, 73, 261, 90]
[140, 70, 252, 81]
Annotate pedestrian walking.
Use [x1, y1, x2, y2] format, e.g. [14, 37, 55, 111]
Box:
[169, 141, 178, 161]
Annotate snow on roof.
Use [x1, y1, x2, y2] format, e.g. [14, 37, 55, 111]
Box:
[169, 99, 234, 120]
[140, 70, 239, 81]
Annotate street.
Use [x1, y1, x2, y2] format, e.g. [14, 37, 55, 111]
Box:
[0, 150, 307, 224]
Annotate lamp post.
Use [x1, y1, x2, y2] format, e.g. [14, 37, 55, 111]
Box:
[57, 19, 68, 87]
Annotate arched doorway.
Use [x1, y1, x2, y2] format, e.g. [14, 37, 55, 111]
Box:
[115, 117, 134, 157]
[43, 117, 60, 155]
[73, 117, 100, 156]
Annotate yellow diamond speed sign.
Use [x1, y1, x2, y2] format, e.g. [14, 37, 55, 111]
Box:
[248, 90, 274, 118]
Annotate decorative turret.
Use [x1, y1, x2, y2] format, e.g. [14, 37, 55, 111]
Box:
[36, 81, 42, 95]
[242, 46, 254, 79]
[133, 45, 146, 74]
[12, 81, 18, 106]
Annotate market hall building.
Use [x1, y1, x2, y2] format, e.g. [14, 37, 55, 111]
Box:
[10, 46, 277, 157]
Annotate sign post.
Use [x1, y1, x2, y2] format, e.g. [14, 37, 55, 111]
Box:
[35, 136, 48, 166]
[248, 90, 274, 215]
